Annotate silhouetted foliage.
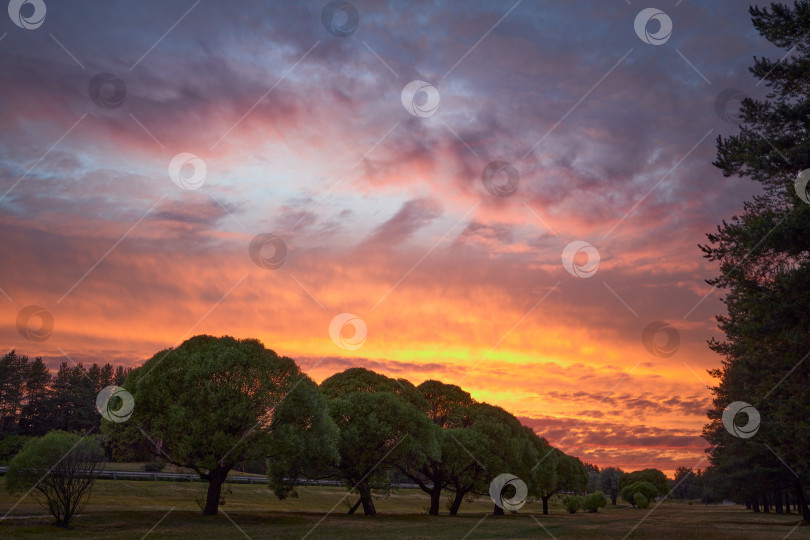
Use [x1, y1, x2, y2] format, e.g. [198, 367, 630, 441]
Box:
[599, 467, 624, 504]
[0, 350, 132, 443]
[703, 0, 810, 521]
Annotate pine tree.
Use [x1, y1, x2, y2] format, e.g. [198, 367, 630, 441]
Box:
[703, 1, 810, 521]
[0, 351, 30, 434]
[19, 357, 52, 436]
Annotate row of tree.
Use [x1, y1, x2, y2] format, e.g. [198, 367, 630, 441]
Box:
[0, 351, 129, 438]
[700, 1, 810, 522]
[7, 335, 727, 526]
[99, 335, 598, 516]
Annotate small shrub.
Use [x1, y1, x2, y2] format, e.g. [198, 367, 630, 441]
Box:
[142, 460, 165, 472]
[583, 491, 608, 512]
[621, 481, 658, 507]
[564, 495, 582, 514]
[621, 485, 633, 505]
[634, 492, 649, 509]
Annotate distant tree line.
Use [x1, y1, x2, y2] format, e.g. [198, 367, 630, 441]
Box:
[0, 350, 129, 441]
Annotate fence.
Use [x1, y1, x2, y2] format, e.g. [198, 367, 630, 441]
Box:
[0, 466, 418, 488]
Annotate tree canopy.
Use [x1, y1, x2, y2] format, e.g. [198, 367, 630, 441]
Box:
[619, 468, 669, 498]
[320, 368, 438, 516]
[102, 335, 337, 516]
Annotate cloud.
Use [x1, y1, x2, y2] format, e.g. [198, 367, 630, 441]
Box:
[360, 197, 443, 248]
[0, 0, 768, 474]
[150, 195, 237, 228]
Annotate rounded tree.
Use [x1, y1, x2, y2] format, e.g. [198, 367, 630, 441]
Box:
[320, 368, 438, 516]
[395, 380, 475, 515]
[102, 335, 337, 516]
[327, 390, 438, 515]
[618, 468, 669, 497]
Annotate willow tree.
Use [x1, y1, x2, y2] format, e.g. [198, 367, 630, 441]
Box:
[391, 380, 475, 515]
[320, 368, 438, 516]
[102, 335, 337, 516]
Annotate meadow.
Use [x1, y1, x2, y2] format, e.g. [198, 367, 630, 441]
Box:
[0, 477, 807, 539]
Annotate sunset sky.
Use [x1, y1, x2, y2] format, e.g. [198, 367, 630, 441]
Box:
[0, 1, 777, 475]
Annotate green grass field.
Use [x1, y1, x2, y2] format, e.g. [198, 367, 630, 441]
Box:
[0, 478, 807, 539]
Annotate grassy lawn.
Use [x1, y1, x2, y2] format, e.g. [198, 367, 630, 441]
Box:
[0, 478, 807, 539]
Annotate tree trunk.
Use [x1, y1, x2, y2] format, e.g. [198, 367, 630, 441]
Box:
[358, 484, 376, 516]
[348, 497, 362, 514]
[752, 500, 760, 513]
[449, 490, 465, 515]
[203, 466, 230, 516]
[493, 503, 504, 515]
[775, 491, 783, 514]
[794, 477, 810, 522]
[610, 492, 617, 505]
[428, 486, 442, 515]
[763, 494, 770, 513]
[541, 496, 550, 515]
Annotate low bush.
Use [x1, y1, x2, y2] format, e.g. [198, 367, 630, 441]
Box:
[621, 481, 658, 507]
[143, 460, 166, 472]
[583, 491, 608, 512]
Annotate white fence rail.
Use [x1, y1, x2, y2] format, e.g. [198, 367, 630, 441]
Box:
[0, 466, 419, 488]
